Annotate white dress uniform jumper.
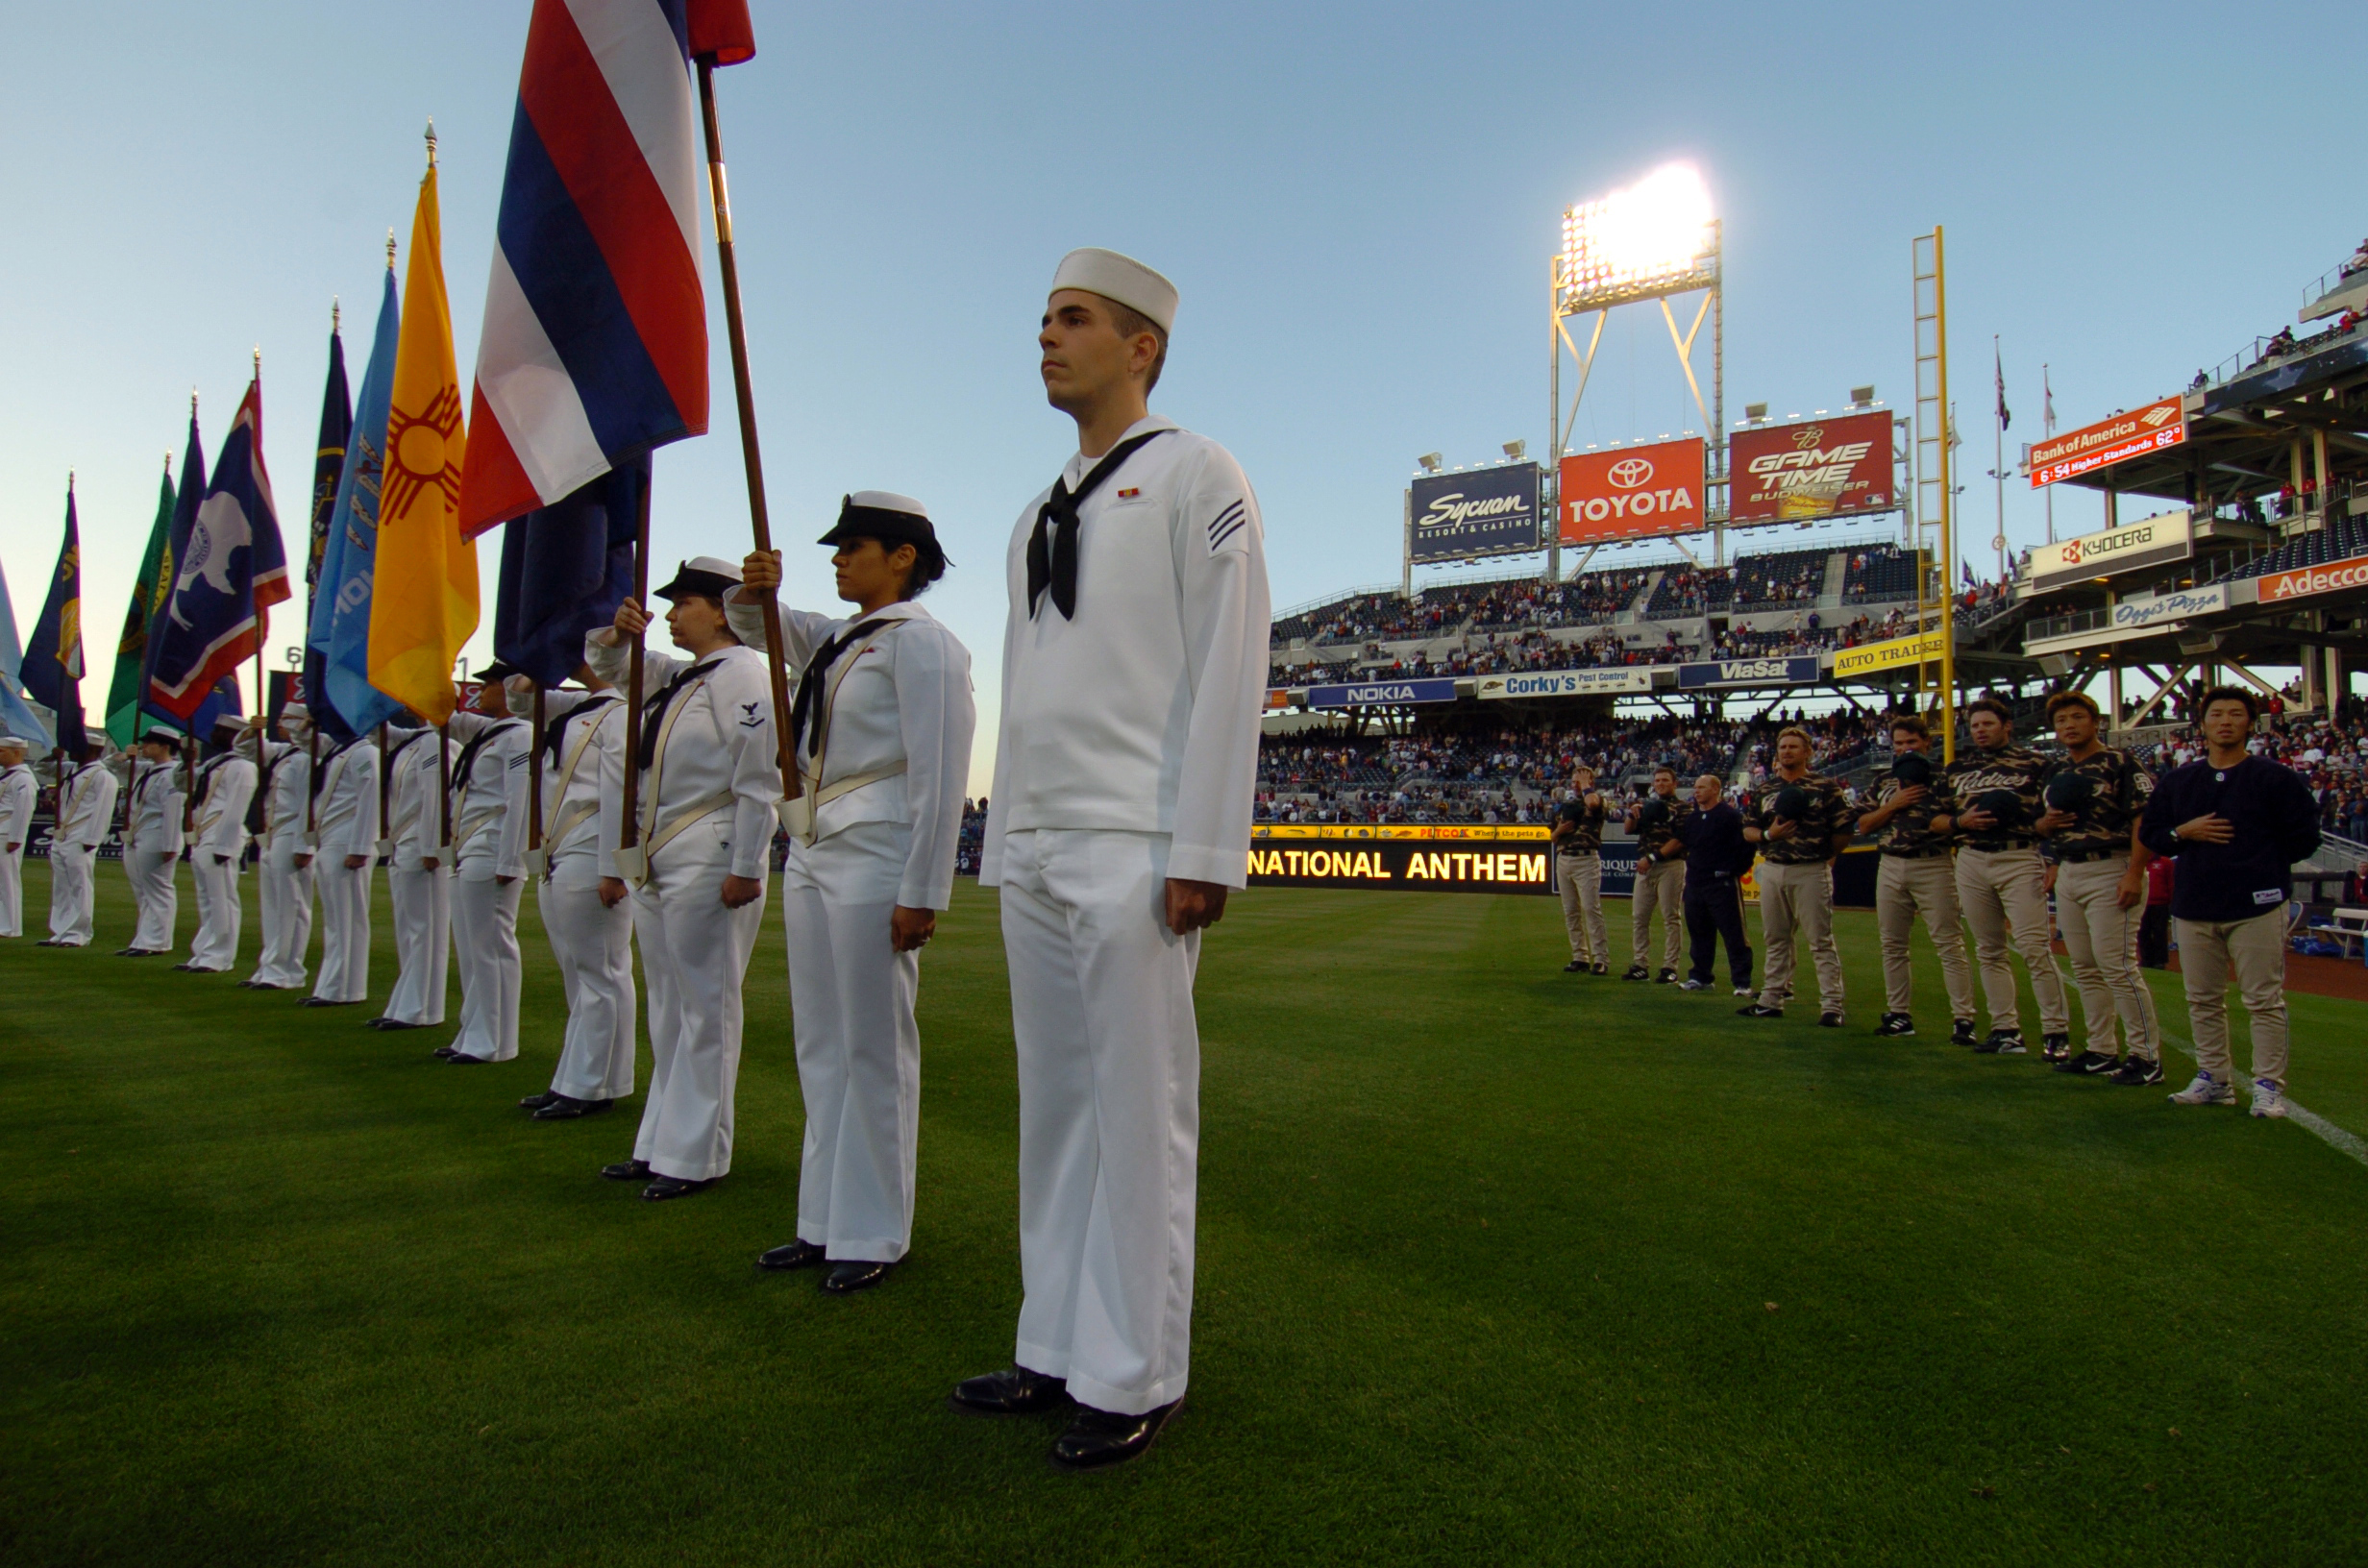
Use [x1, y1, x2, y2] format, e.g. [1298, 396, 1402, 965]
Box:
[122, 758, 185, 952]
[244, 737, 316, 988]
[0, 759, 36, 937]
[185, 750, 259, 970]
[444, 712, 530, 1061]
[47, 761, 118, 944]
[516, 688, 636, 1102]
[588, 630, 782, 1184]
[728, 578, 975, 1265]
[380, 728, 452, 1026]
[308, 735, 380, 1003]
[980, 414, 1271, 1417]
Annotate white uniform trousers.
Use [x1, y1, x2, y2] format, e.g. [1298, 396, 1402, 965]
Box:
[127, 849, 179, 951]
[630, 838, 767, 1182]
[188, 853, 243, 970]
[250, 840, 314, 988]
[48, 842, 97, 943]
[0, 844, 24, 937]
[783, 821, 922, 1263]
[999, 828, 1200, 1418]
[311, 858, 374, 1003]
[539, 861, 636, 1101]
[450, 869, 524, 1061]
[382, 866, 451, 1025]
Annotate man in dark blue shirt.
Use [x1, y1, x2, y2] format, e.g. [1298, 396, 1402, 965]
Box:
[1674, 773, 1753, 994]
[2138, 686, 2322, 1117]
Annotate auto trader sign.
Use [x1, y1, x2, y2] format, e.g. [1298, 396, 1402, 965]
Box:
[1408, 463, 1542, 563]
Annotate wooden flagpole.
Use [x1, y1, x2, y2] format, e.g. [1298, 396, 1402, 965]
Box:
[695, 56, 799, 806]
[617, 478, 653, 860]
[528, 684, 545, 857]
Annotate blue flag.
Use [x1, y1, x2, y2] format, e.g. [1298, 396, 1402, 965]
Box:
[144, 410, 244, 739]
[313, 263, 403, 735]
[303, 318, 354, 735]
[492, 455, 644, 687]
[0, 551, 57, 749]
[21, 484, 86, 759]
[149, 373, 289, 722]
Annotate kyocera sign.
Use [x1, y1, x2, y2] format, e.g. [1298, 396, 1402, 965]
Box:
[2031, 509, 2192, 587]
[1559, 438, 1706, 543]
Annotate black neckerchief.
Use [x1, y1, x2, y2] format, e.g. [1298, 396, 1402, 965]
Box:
[788, 618, 894, 760]
[542, 694, 619, 768]
[310, 734, 366, 804]
[451, 721, 524, 795]
[638, 656, 728, 770]
[1025, 428, 1173, 619]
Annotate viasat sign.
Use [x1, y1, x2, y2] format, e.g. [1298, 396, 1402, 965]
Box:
[1558, 437, 1705, 543]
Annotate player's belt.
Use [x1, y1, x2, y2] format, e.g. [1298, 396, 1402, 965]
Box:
[1881, 845, 1951, 859]
[2056, 845, 2127, 865]
[1962, 839, 2035, 852]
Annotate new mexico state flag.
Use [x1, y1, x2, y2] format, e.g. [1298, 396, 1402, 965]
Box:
[368, 160, 475, 725]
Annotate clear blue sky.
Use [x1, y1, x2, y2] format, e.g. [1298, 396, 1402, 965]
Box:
[2, 1, 2353, 785]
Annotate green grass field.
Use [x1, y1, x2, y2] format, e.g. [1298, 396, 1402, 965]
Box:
[6, 861, 2366, 1566]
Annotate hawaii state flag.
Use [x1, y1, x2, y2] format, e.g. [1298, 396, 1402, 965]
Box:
[148, 377, 290, 720]
[457, 0, 754, 536]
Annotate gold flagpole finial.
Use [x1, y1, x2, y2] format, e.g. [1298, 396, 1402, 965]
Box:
[253, 345, 262, 379]
[164, 450, 173, 478]
[425, 118, 437, 169]
[332, 296, 340, 333]
[190, 387, 199, 416]
[68, 469, 76, 492]
[387, 228, 397, 269]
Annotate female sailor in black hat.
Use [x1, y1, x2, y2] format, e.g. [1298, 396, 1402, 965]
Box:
[589, 556, 782, 1201]
[728, 492, 975, 1293]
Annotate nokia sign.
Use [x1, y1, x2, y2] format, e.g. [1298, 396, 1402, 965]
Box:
[1408, 463, 1542, 564]
[1305, 678, 1458, 709]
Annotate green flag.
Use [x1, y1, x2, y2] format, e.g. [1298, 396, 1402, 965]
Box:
[106, 459, 176, 747]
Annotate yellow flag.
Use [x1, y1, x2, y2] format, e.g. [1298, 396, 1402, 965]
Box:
[367, 161, 475, 724]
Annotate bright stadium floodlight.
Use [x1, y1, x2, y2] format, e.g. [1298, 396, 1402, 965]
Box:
[1559, 162, 1716, 309]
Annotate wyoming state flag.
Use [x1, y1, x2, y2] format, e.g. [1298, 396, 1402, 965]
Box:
[367, 158, 476, 725]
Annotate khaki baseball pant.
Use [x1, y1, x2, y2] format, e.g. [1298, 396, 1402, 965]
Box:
[1954, 847, 2070, 1036]
[2174, 910, 2289, 1090]
[1875, 852, 1976, 1019]
[1557, 852, 1607, 965]
[2054, 855, 2159, 1060]
[1755, 860, 1844, 1015]
[1630, 859, 1686, 971]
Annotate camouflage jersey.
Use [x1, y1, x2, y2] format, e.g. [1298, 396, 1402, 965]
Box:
[1864, 769, 1950, 854]
[1943, 745, 2050, 852]
[1633, 792, 1694, 864]
[1554, 794, 1607, 855]
[1746, 771, 1854, 866]
[2041, 746, 2156, 859]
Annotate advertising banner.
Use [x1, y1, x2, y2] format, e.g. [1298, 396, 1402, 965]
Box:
[1558, 438, 1705, 543]
[2109, 583, 2231, 632]
[1676, 654, 1819, 688]
[1728, 412, 1896, 523]
[2031, 509, 2192, 587]
[1830, 629, 1946, 680]
[1473, 666, 1660, 699]
[2027, 397, 2186, 487]
[2258, 553, 2368, 604]
[1304, 676, 1457, 709]
[1408, 464, 1543, 563]
[1246, 839, 1556, 895]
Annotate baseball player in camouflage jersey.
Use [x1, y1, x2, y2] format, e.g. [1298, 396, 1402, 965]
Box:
[1737, 727, 1853, 1025]
[1857, 711, 1978, 1043]
[1623, 765, 1691, 983]
[1933, 697, 2072, 1058]
[2037, 692, 2162, 1084]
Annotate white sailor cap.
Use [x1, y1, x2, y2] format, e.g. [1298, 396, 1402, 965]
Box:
[140, 723, 186, 746]
[280, 700, 310, 721]
[0, 732, 29, 750]
[654, 555, 744, 601]
[1050, 248, 1177, 333]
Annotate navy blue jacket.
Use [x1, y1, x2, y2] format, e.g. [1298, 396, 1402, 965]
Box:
[1680, 800, 1752, 884]
[2137, 754, 2320, 922]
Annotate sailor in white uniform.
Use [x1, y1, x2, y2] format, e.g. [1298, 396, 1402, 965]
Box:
[0, 733, 36, 938]
[506, 666, 634, 1118]
[304, 727, 380, 1007]
[950, 250, 1270, 1471]
[372, 722, 450, 1031]
[239, 705, 316, 991]
[728, 495, 975, 1293]
[180, 716, 258, 973]
[42, 745, 119, 946]
[118, 729, 186, 957]
[588, 557, 782, 1200]
[436, 675, 530, 1066]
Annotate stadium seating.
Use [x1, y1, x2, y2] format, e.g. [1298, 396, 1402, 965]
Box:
[1730, 547, 1829, 608]
[2212, 517, 2368, 582]
[1841, 546, 1916, 603]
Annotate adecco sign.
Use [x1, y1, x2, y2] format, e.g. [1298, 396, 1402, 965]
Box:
[2259, 553, 2368, 604]
[2032, 509, 2192, 587]
[1559, 438, 1706, 543]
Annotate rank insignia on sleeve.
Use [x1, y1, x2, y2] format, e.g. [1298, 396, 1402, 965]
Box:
[739, 701, 764, 727]
[1206, 498, 1248, 553]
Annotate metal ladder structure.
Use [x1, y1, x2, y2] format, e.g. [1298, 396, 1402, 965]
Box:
[1912, 229, 1959, 760]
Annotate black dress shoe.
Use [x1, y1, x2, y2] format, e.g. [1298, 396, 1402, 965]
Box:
[820, 1259, 895, 1294]
[532, 1095, 611, 1120]
[36, 938, 62, 946]
[446, 1052, 492, 1066]
[432, 1044, 459, 1059]
[600, 1160, 653, 1182]
[115, 947, 143, 957]
[171, 962, 198, 971]
[375, 1017, 425, 1031]
[518, 1090, 563, 1111]
[1049, 1400, 1181, 1470]
[1738, 1003, 1785, 1018]
[950, 1366, 1073, 1416]
[301, 996, 356, 1008]
[757, 1239, 826, 1271]
[640, 1174, 718, 1201]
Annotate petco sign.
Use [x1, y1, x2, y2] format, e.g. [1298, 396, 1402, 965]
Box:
[2031, 509, 2193, 587]
[1558, 437, 1706, 543]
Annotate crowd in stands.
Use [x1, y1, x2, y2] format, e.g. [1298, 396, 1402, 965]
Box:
[1730, 548, 1828, 607]
[1841, 546, 1916, 603]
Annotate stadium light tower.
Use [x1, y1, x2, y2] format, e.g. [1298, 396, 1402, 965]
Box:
[1550, 162, 1726, 571]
